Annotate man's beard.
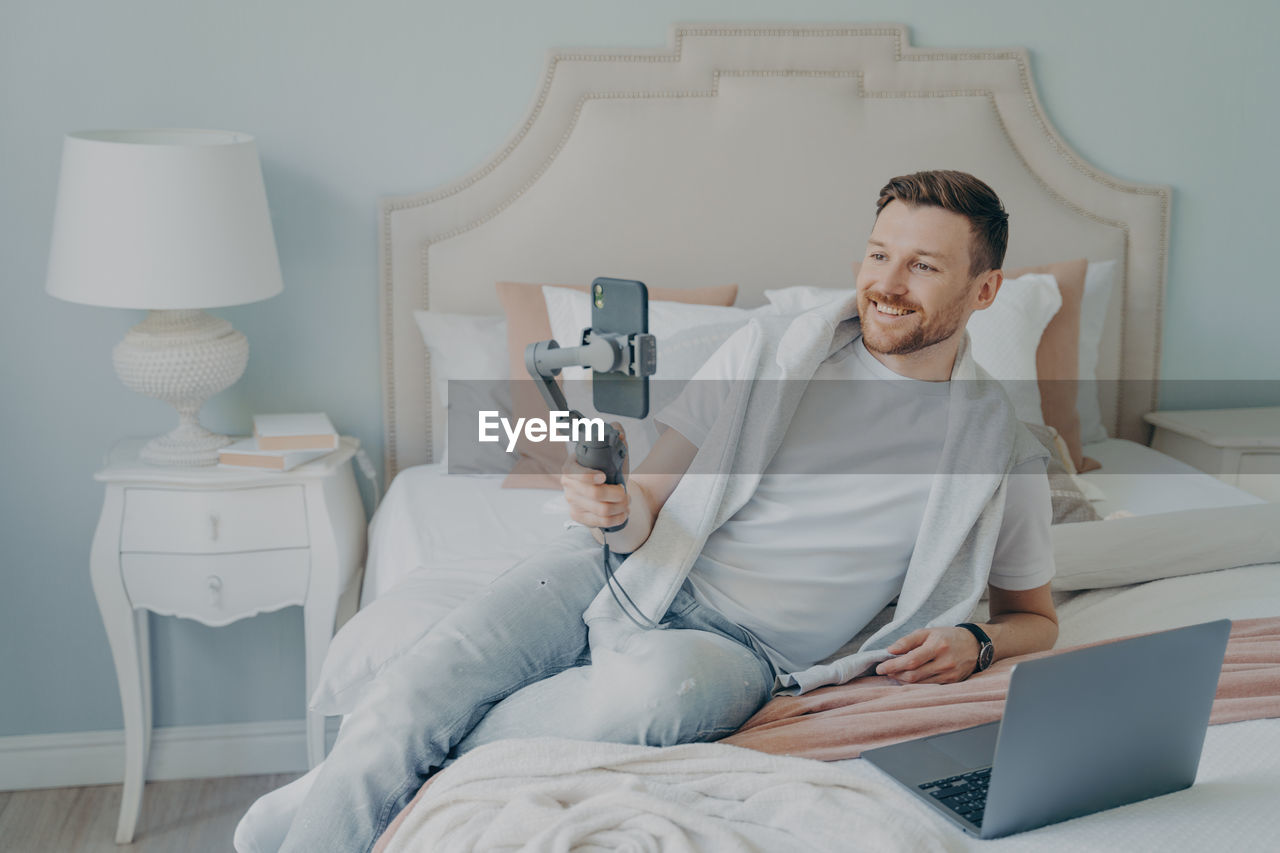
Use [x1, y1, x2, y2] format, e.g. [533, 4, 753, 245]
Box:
[858, 291, 967, 356]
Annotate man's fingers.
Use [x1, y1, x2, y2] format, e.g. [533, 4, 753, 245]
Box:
[561, 458, 606, 480]
[886, 630, 928, 655]
[877, 631, 932, 675]
[561, 468, 630, 529]
[585, 508, 628, 527]
[878, 644, 936, 676]
[562, 479, 627, 504]
[896, 658, 952, 684]
[563, 488, 628, 523]
[561, 476, 608, 495]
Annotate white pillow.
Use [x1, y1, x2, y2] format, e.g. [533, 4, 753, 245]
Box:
[541, 286, 760, 464]
[766, 280, 1061, 425]
[1077, 260, 1118, 444]
[413, 310, 509, 463]
[765, 266, 1117, 431]
[762, 285, 849, 315]
[965, 272, 1062, 425]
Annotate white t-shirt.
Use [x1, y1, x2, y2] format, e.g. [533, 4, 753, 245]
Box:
[657, 332, 1054, 673]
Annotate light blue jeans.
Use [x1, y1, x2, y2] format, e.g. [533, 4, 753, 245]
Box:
[279, 527, 777, 853]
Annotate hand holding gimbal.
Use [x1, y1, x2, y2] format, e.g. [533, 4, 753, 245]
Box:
[525, 279, 660, 629]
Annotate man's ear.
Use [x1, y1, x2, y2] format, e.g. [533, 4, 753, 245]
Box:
[971, 269, 1003, 312]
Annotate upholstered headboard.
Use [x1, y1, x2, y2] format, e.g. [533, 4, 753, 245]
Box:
[379, 24, 1169, 479]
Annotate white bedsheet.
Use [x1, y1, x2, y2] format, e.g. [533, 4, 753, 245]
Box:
[362, 465, 570, 603]
[1079, 438, 1265, 518]
[307, 466, 570, 716]
[360, 440, 1266, 604]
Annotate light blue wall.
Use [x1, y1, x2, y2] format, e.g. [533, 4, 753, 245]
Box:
[3, 1, 1278, 739]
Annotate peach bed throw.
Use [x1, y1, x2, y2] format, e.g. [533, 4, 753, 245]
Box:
[722, 617, 1280, 761]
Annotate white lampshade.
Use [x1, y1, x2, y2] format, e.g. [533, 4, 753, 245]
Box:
[46, 129, 283, 309]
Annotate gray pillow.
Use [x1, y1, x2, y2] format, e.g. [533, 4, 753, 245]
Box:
[1022, 421, 1101, 524]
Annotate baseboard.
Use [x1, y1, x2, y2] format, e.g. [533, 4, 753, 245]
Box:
[0, 717, 341, 792]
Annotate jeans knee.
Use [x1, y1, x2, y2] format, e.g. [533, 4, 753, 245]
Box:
[580, 631, 768, 745]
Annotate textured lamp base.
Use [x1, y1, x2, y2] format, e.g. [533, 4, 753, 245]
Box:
[139, 417, 233, 466]
[113, 309, 249, 466]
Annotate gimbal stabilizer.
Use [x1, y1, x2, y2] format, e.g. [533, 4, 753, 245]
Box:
[524, 329, 656, 532]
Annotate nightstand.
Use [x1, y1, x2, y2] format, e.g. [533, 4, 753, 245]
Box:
[90, 437, 367, 843]
[1144, 407, 1280, 502]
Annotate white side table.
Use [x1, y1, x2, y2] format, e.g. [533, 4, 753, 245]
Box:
[1144, 407, 1280, 501]
[91, 437, 367, 843]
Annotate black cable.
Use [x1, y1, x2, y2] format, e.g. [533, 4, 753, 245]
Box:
[601, 533, 659, 630]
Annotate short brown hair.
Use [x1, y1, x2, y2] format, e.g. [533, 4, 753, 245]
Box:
[875, 170, 1008, 277]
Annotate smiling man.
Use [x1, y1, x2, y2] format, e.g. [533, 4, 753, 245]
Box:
[276, 170, 1058, 853]
[850, 172, 1059, 681]
[568, 170, 1059, 686]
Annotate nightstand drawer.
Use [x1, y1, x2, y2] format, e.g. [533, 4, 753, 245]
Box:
[122, 550, 309, 626]
[121, 486, 308, 553]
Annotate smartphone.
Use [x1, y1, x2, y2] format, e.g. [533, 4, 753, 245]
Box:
[590, 277, 649, 419]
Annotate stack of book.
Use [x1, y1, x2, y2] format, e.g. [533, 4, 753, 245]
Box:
[218, 413, 339, 471]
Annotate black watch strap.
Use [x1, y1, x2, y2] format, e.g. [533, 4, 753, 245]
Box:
[956, 622, 995, 672]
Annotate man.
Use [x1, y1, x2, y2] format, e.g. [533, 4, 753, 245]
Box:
[279, 170, 1058, 852]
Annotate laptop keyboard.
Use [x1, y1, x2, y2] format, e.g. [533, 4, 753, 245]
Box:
[918, 767, 991, 827]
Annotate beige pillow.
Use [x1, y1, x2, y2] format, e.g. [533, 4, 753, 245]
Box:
[1022, 421, 1101, 524]
[1005, 259, 1100, 473]
[495, 281, 739, 488]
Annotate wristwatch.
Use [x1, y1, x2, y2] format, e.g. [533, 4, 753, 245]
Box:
[956, 622, 995, 673]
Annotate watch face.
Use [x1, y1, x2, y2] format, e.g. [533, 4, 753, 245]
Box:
[978, 644, 995, 671]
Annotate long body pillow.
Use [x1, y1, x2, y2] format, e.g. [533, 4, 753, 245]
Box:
[1050, 503, 1280, 590]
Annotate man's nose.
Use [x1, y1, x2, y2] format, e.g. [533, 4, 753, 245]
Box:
[881, 262, 911, 293]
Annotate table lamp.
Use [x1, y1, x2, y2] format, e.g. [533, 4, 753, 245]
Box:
[46, 129, 284, 466]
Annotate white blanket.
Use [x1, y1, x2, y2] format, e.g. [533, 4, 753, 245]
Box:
[381, 737, 958, 853]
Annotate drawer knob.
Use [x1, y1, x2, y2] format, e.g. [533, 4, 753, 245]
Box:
[207, 575, 223, 606]
[209, 514, 220, 541]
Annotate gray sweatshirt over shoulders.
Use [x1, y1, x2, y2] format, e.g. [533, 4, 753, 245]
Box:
[581, 294, 1049, 695]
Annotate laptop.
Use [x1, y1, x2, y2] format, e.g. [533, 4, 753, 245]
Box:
[862, 619, 1230, 839]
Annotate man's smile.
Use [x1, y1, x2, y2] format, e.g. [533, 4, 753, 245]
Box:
[869, 298, 917, 318]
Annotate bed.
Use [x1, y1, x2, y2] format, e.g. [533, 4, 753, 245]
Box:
[236, 24, 1280, 852]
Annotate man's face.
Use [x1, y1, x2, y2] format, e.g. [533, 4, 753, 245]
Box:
[855, 201, 987, 357]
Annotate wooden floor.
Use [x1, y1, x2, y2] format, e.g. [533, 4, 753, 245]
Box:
[0, 774, 301, 853]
